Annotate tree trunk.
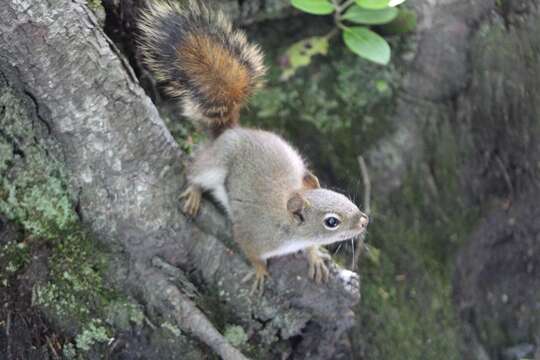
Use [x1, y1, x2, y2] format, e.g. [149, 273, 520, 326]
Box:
[0, 1, 359, 359]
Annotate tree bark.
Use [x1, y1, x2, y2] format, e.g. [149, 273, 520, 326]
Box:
[0, 0, 359, 358]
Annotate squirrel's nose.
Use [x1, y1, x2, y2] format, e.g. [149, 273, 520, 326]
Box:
[358, 213, 369, 229]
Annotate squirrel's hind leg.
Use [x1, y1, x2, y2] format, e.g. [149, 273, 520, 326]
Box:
[180, 185, 202, 217]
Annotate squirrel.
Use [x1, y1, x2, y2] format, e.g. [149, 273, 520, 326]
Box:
[137, 0, 369, 294]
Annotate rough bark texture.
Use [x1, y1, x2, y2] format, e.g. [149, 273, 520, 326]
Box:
[365, 0, 496, 198]
[101, 0, 294, 27]
[0, 0, 358, 358]
[454, 192, 540, 360]
[453, 3, 540, 359]
[347, 0, 540, 358]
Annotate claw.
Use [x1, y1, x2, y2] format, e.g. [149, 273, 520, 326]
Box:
[241, 271, 254, 283]
[243, 260, 269, 296]
[316, 247, 332, 261]
[250, 270, 268, 296]
[307, 246, 330, 284]
[180, 185, 202, 217]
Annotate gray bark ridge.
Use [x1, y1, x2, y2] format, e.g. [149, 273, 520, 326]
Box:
[0, 1, 359, 358]
[365, 0, 496, 198]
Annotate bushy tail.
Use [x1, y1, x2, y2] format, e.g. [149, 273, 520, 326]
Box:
[137, 0, 266, 135]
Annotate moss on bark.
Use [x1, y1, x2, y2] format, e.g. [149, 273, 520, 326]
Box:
[0, 66, 188, 358]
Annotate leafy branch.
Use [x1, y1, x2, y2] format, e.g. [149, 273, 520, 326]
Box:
[281, 0, 415, 79]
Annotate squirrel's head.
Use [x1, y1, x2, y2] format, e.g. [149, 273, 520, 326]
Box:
[286, 189, 368, 244]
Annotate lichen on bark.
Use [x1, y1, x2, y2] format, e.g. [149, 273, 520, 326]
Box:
[0, 63, 194, 357]
[0, 81, 76, 239]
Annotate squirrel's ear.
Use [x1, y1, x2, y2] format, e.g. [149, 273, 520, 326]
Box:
[303, 171, 320, 189]
[287, 192, 307, 224]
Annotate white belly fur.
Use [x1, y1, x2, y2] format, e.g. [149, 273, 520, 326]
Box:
[261, 240, 315, 260]
[191, 167, 230, 213]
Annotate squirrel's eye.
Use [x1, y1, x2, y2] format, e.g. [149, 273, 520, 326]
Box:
[323, 214, 341, 230]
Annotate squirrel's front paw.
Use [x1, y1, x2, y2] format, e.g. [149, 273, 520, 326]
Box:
[251, 268, 268, 296]
[180, 185, 202, 217]
[242, 261, 269, 296]
[307, 246, 330, 284]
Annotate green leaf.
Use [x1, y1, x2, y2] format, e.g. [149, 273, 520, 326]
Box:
[355, 0, 390, 10]
[291, 0, 335, 15]
[342, 5, 398, 24]
[342, 27, 390, 65]
[280, 36, 330, 80]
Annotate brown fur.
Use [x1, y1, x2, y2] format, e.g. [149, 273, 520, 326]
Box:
[179, 34, 251, 109]
[137, 0, 265, 133]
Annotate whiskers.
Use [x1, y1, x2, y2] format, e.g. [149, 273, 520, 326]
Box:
[351, 238, 355, 269]
[351, 229, 369, 270]
[331, 230, 369, 270]
[332, 242, 345, 257]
